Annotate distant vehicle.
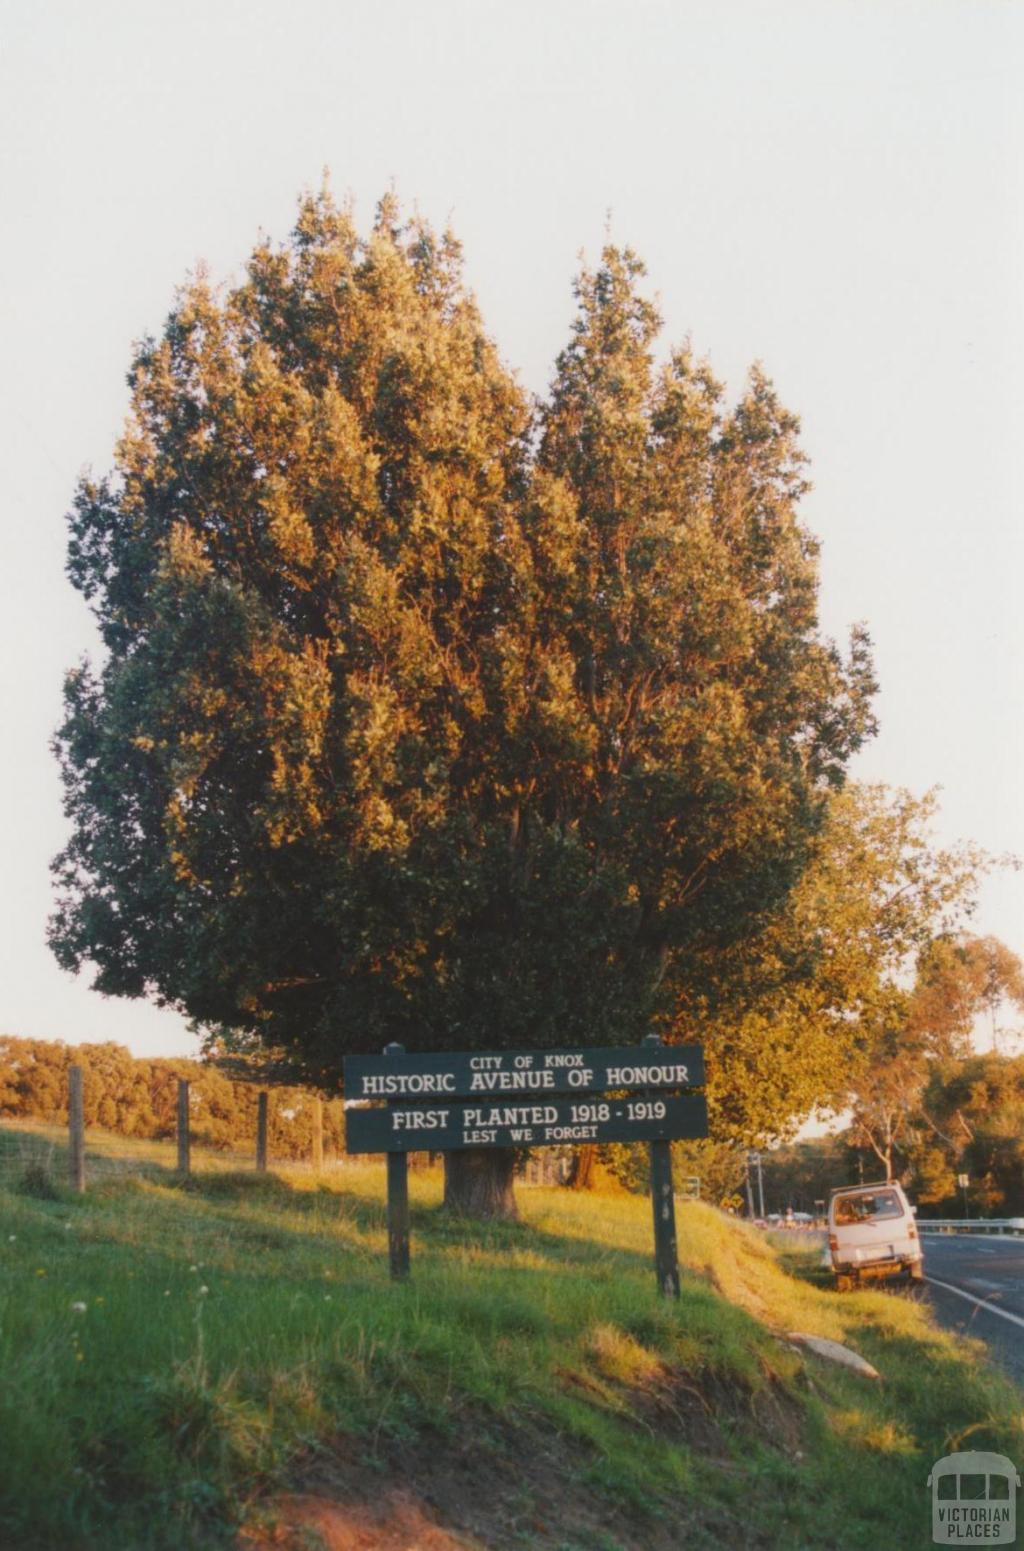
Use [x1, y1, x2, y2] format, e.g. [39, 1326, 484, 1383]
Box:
[827, 1181, 923, 1290]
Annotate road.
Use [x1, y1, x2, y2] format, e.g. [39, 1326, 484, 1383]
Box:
[921, 1235, 1024, 1386]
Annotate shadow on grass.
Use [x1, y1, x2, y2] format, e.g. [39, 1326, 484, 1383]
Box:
[2, 1128, 675, 1285]
[773, 1246, 832, 1289]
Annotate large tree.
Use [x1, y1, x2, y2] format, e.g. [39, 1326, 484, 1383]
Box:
[51, 191, 876, 1215]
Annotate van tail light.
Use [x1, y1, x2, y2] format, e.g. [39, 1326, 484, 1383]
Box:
[907, 1224, 917, 1240]
[828, 1234, 839, 1252]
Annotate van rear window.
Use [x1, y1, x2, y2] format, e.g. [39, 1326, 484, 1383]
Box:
[833, 1190, 904, 1224]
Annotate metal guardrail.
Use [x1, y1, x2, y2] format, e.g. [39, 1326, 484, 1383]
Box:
[916, 1218, 1024, 1236]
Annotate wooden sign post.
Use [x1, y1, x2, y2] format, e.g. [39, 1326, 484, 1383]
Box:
[344, 1038, 706, 1294]
[643, 1034, 680, 1299]
[383, 1043, 411, 1281]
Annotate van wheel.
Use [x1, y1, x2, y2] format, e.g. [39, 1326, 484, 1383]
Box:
[835, 1274, 854, 1292]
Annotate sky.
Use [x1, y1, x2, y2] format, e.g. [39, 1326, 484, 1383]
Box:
[0, 0, 1021, 1059]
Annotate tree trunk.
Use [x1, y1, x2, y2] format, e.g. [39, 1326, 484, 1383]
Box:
[567, 1143, 597, 1190]
[443, 1149, 518, 1220]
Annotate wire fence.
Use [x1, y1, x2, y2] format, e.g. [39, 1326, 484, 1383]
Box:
[0, 1066, 355, 1198]
[0, 1063, 585, 1198]
[0, 1116, 282, 1194]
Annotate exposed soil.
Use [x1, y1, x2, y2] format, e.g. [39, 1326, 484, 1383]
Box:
[239, 1364, 805, 1551]
[240, 1489, 479, 1550]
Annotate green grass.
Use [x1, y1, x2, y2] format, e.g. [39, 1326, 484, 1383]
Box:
[1, 1123, 1021, 1550]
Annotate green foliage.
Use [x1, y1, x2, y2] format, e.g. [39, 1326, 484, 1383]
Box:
[51, 188, 875, 1116]
[917, 1052, 1024, 1214]
[600, 1138, 746, 1207]
[760, 1136, 864, 1213]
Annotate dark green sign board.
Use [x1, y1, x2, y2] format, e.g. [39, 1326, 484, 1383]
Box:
[346, 1092, 708, 1154]
[343, 1044, 703, 1102]
[349, 1035, 704, 1299]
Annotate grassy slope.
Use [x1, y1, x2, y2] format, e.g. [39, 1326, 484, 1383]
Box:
[0, 1124, 1021, 1551]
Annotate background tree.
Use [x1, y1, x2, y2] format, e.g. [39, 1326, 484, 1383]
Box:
[565, 782, 987, 1191]
[759, 1135, 862, 1214]
[748, 1049, 1023, 1215]
[845, 933, 1022, 1190]
[847, 1013, 926, 1183]
[899, 1052, 1024, 1215]
[683, 782, 985, 1145]
[910, 935, 1024, 1056]
[51, 191, 876, 1217]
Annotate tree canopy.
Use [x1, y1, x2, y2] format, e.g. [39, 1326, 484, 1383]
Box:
[847, 931, 1024, 1181]
[51, 188, 877, 1109]
[765, 1048, 1024, 1217]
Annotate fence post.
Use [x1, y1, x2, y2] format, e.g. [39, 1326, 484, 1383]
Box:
[176, 1079, 191, 1176]
[68, 1064, 85, 1194]
[256, 1091, 268, 1172]
[311, 1096, 323, 1172]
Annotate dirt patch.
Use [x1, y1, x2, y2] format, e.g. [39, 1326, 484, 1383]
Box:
[240, 1489, 480, 1550]
[238, 1397, 790, 1551]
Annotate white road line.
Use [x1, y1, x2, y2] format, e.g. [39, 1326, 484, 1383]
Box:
[926, 1276, 1024, 1332]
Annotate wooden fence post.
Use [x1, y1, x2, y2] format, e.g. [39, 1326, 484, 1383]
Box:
[311, 1096, 323, 1172]
[256, 1091, 268, 1172]
[68, 1065, 85, 1194]
[384, 1042, 411, 1281]
[177, 1079, 191, 1176]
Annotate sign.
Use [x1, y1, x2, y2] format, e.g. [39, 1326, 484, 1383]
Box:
[679, 1176, 701, 1200]
[346, 1092, 708, 1154]
[344, 1044, 703, 1102]
[352, 1035, 706, 1299]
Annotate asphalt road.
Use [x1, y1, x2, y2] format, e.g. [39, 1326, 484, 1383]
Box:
[920, 1235, 1024, 1387]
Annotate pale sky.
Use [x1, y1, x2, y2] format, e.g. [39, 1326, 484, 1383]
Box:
[1, 0, 1021, 1058]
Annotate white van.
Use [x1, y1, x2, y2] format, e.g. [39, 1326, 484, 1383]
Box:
[827, 1182, 923, 1289]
